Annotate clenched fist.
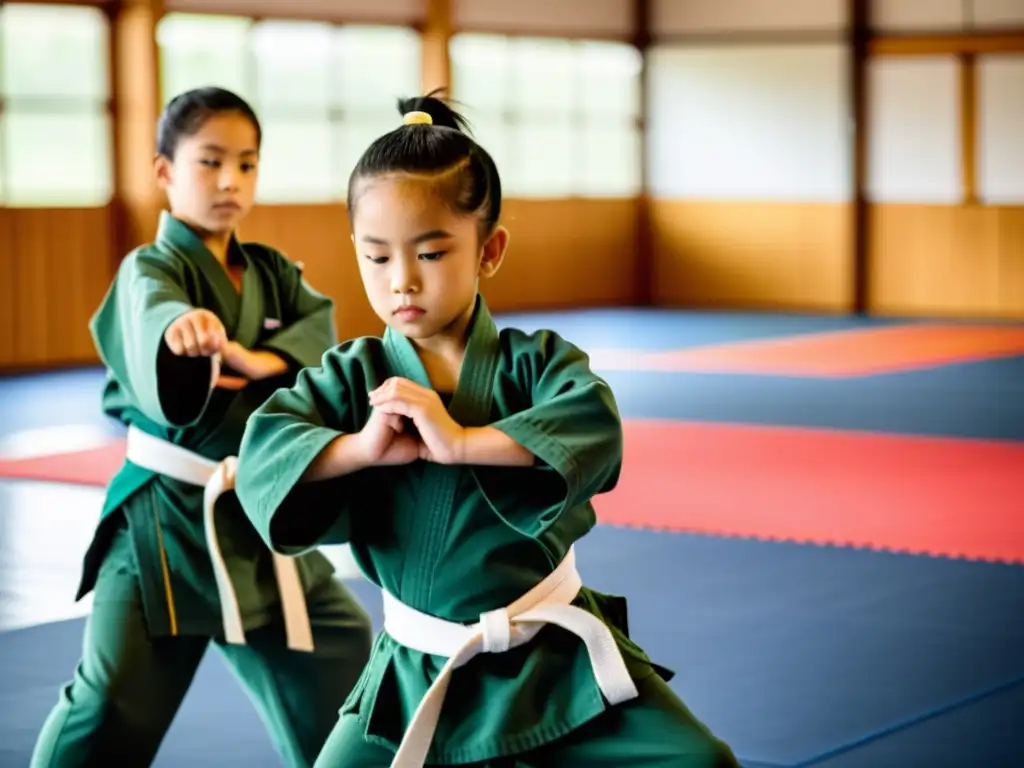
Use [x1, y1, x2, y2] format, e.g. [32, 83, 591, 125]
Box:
[164, 309, 227, 358]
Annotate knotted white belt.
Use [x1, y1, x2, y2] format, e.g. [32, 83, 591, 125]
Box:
[125, 425, 314, 652]
[381, 546, 639, 768]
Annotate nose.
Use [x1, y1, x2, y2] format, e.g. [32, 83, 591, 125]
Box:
[218, 165, 241, 192]
[389, 257, 419, 295]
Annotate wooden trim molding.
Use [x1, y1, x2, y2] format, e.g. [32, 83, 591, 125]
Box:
[870, 31, 1024, 56]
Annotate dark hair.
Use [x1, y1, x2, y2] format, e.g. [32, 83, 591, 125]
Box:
[156, 86, 262, 160]
[346, 89, 502, 236]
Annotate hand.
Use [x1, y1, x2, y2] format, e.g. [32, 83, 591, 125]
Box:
[368, 377, 466, 464]
[221, 341, 288, 382]
[164, 309, 227, 357]
[354, 406, 420, 466]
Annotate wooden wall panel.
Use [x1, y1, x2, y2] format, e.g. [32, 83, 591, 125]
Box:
[648, 200, 854, 311]
[0, 209, 17, 366]
[241, 199, 641, 343]
[868, 204, 1024, 317]
[0, 207, 115, 371]
[481, 199, 640, 311]
[238, 205, 384, 340]
[0, 198, 638, 372]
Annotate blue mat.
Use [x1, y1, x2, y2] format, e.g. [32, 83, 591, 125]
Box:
[806, 678, 1024, 767]
[598, 356, 1024, 441]
[5, 358, 1023, 444]
[3, 526, 1022, 767]
[492, 307, 907, 351]
[0, 367, 122, 440]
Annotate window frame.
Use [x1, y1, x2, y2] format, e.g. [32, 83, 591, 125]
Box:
[155, 12, 424, 205]
[448, 31, 644, 199]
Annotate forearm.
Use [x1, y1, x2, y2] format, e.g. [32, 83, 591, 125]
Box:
[301, 433, 370, 482]
[461, 426, 535, 467]
[240, 349, 289, 380]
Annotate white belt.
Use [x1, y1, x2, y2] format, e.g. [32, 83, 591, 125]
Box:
[382, 547, 639, 768]
[125, 425, 314, 652]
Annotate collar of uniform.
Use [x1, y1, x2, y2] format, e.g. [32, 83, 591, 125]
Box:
[382, 294, 500, 427]
[155, 210, 248, 271]
[154, 211, 262, 346]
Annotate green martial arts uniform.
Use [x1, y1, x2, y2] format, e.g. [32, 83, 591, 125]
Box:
[235, 295, 738, 767]
[31, 212, 373, 768]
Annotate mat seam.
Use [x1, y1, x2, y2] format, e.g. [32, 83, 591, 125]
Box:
[790, 673, 1024, 767]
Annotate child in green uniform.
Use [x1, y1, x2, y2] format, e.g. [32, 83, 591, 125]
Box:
[234, 93, 739, 767]
[31, 87, 373, 767]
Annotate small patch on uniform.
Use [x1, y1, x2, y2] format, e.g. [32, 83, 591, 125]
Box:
[264, 318, 282, 330]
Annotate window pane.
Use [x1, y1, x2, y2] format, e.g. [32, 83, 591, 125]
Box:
[334, 26, 422, 111]
[578, 41, 642, 119]
[507, 117, 575, 197]
[4, 109, 112, 206]
[578, 121, 642, 197]
[509, 38, 576, 119]
[450, 34, 511, 113]
[250, 20, 333, 114]
[157, 14, 252, 104]
[463, 115, 511, 183]
[256, 119, 334, 203]
[336, 115, 401, 194]
[0, 4, 109, 101]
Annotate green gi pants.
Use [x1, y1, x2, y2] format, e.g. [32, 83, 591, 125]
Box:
[313, 671, 739, 768]
[30, 529, 373, 767]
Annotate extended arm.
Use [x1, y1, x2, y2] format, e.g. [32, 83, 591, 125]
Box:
[90, 253, 218, 428]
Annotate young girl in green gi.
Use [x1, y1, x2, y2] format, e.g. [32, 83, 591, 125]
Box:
[234, 92, 739, 767]
[31, 87, 372, 767]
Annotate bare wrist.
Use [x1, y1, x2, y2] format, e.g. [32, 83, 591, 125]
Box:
[347, 430, 373, 470]
[302, 432, 371, 482]
[454, 428, 468, 464]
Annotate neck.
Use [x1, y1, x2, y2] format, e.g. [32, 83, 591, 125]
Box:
[411, 330, 466, 365]
[202, 231, 233, 267]
[174, 213, 233, 267]
[409, 301, 476, 387]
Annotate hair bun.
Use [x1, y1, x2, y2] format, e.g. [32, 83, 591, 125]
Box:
[395, 88, 471, 134]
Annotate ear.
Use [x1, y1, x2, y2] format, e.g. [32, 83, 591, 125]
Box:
[478, 225, 509, 280]
[154, 153, 172, 191]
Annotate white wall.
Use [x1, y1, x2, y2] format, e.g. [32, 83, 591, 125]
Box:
[866, 57, 962, 203]
[978, 54, 1024, 203]
[646, 43, 851, 201]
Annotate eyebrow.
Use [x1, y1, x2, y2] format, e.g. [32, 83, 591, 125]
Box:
[360, 229, 454, 246]
[199, 144, 258, 157]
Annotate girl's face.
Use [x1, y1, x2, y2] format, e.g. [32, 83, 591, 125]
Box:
[155, 111, 259, 238]
[351, 174, 508, 345]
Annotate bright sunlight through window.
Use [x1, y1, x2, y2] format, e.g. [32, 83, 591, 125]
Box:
[157, 14, 422, 204]
[0, 3, 112, 207]
[449, 34, 643, 199]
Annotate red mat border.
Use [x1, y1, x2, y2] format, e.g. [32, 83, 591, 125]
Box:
[2, 423, 1022, 566]
[592, 419, 1024, 566]
[587, 323, 1024, 378]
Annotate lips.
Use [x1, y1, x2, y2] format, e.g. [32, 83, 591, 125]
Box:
[394, 306, 425, 319]
[213, 201, 241, 211]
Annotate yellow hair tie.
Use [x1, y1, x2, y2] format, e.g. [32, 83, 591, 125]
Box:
[403, 110, 433, 126]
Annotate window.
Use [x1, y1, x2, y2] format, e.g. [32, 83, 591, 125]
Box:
[156, 14, 422, 204]
[0, 3, 112, 207]
[449, 34, 643, 198]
